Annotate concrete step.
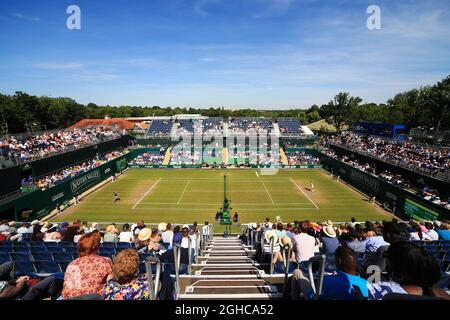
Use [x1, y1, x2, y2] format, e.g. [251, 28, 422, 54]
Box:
[177, 293, 283, 300]
[195, 269, 265, 276]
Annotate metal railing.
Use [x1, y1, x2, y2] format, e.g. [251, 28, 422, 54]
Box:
[144, 256, 161, 300]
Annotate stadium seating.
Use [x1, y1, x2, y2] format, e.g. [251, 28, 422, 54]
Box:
[147, 120, 173, 136]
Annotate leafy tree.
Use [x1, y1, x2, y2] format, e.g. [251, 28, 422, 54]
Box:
[320, 92, 362, 133]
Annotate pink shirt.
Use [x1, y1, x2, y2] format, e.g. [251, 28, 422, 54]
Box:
[292, 233, 316, 263]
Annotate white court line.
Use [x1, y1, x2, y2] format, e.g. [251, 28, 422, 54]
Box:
[139, 202, 312, 205]
[290, 178, 319, 209]
[255, 171, 259, 177]
[177, 180, 191, 204]
[132, 178, 162, 209]
[132, 207, 317, 211]
[260, 181, 275, 205]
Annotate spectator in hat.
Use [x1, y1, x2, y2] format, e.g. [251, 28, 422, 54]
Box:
[62, 232, 113, 299]
[43, 223, 62, 242]
[136, 228, 152, 253]
[320, 225, 339, 255]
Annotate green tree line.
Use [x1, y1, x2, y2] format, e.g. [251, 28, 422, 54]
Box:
[0, 75, 448, 134]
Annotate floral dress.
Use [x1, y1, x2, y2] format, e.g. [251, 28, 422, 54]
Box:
[102, 274, 151, 300]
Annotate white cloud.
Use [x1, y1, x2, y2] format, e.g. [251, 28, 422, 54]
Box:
[12, 13, 40, 22]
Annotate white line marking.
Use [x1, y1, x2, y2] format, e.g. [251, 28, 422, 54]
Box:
[255, 171, 259, 178]
[290, 178, 319, 209]
[132, 178, 162, 210]
[261, 181, 275, 205]
[177, 180, 190, 204]
[132, 207, 317, 211]
[139, 202, 312, 205]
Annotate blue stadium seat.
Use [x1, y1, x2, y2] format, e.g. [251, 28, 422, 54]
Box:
[30, 241, 45, 247]
[46, 247, 65, 253]
[431, 251, 447, 260]
[0, 253, 11, 264]
[43, 242, 60, 247]
[440, 259, 450, 275]
[117, 242, 132, 249]
[14, 261, 36, 277]
[32, 252, 53, 261]
[12, 242, 29, 247]
[60, 241, 75, 248]
[30, 247, 48, 253]
[12, 247, 30, 253]
[52, 252, 73, 262]
[101, 242, 116, 248]
[33, 261, 64, 279]
[65, 247, 78, 254]
[0, 247, 10, 253]
[59, 261, 70, 272]
[0, 241, 12, 248]
[10, 253, 31, 262]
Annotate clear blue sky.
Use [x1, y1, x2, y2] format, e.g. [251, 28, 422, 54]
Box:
[0, 0, 449, 109]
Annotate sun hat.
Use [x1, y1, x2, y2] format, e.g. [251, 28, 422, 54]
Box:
[182, 224, 190, 229]
[279, 235, 292, 247]
[8, 221, 15, 227]
[264, 229, 278, 244]
[31, 220, 40, 226]
[323, 225, 336, 238]
[138, 228, 152, 241]
[91, 222, 98, 229]
[106, 225, 117, 233]
[158, 222, 167, 232]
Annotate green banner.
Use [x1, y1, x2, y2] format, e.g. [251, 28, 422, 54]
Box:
[404, 198, 440, 221]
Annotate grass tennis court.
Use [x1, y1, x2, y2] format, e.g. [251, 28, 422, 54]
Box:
[53, 169, 392, 227]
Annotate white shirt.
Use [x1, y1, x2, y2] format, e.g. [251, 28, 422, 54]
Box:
[410, 232, 432, 241]
[0, 225, 8, 232]
[426, 229, 439, 241]
[119, 231, 134, 243]
[161, 230, 174, 245]
[202, 225, 210, 236]
[181, 236, 196, 251]
[17, 227, 29, 234]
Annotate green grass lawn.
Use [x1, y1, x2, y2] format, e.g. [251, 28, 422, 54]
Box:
[52, 169, 392, 231]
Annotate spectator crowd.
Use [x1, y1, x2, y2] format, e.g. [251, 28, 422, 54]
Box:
[0, 127, 121, 163]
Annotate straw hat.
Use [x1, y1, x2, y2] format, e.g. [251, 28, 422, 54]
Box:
[31, 220, 40, 226]
[91, 222, 98, 229]
[8, 221, 16, 227]
[106, 225, 117, 233]
[138, 228, 152, 241]
[323, 225, 336, 238]
[279, 235, 292, 247]
[264, 230, 278, 244]
[158, 222, 167, 232]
